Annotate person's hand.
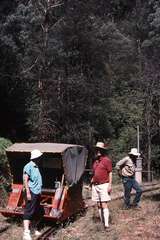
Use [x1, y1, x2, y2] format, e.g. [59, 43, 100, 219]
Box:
[26, 191, 31, 201]
[84, 185, 91, 190]
[108, 184, 112, 193]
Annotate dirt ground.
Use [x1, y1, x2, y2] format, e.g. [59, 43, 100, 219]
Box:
[0, 189, 160, 240]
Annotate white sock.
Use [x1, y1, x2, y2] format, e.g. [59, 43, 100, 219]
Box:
[103, 208, 109, 227]
[24, 230, 30, 233]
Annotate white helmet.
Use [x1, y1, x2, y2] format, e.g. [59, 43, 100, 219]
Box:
[129, 148, 140, 156]
[30, 149, 43, 160]
[95, 142, 108, 150]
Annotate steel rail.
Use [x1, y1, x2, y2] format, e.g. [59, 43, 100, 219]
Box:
[35, 182, 160, 239]
[35, 226, 57, 240]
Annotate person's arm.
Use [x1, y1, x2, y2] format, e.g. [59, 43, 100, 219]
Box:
[115, 158, 127, 170]
[115, 157, 127, 177]
[90, 162, 95, 185]
[23, 173, 31, 201]
[105, 158, 112, 192]
[108, 171, 112, 193]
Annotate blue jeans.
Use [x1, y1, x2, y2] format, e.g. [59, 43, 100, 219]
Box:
[122, 176, 142, 207]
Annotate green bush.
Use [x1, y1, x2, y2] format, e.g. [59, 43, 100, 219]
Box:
[0, 137, 12, 165]
[0, 137, 12, 207]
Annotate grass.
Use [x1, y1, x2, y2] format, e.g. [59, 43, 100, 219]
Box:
[1, 187, 160, 239]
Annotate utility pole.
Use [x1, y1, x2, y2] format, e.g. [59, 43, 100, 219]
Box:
[135, 125, 142, 184]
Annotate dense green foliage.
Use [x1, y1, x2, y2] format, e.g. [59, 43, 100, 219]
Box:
[0, 137, 12, 165]
[0, 0, 160, 179]
[0, 137, 12, 206]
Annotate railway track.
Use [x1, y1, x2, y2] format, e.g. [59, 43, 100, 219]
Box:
[36, 226, 57, 240]
[35, 181, 160, 240]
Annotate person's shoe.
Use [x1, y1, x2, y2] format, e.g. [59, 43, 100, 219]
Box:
[121, 205, 131, 210]
[132, 202, 141, 207]
[23, 230, 32, 240]
[104, 226, 112, 232]
[132, 204, 141, 210]
[34, 230, 42, 236]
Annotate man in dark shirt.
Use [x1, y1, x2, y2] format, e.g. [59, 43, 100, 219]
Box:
[91, 142, 112, 230]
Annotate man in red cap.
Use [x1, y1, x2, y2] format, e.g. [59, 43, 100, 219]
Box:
[91, 142, 112, 230]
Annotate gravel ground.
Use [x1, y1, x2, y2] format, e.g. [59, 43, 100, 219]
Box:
[0, 186, 160, 240]
[53, 190, 160, 240]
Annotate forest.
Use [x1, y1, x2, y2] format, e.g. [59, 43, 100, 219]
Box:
[0, 0, 160, 182]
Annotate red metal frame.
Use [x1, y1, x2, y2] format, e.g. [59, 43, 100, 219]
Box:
[0, 183, 85, 220]
[0, 143, 87, 220]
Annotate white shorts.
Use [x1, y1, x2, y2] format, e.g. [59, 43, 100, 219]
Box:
[92, 183, 111, 202]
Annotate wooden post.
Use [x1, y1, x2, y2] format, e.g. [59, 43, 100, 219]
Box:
[135, 125, 142, 184]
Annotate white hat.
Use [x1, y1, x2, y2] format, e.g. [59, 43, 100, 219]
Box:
[129, 148, 140, 156]
[95, 142, 108, 150]
[30, 149, 43, 160]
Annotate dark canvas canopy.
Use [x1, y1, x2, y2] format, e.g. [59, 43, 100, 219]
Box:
[62, 146, 88, 186]
[6, 143, 88, 186]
